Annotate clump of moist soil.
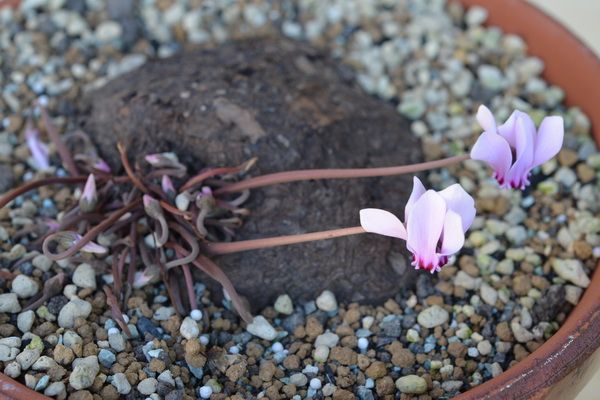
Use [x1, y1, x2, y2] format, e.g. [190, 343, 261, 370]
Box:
[76, 36, 422, 309]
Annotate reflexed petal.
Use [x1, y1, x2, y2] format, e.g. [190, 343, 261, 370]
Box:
[533, 116, 564, 167]
[438, 184, 476, 232]
[476, 105, 497, 132]
[438, 210, 465, 256]
[470, 131, 512, 184]
[406, 191, 446, 267]
[497, 110, 519, 148]
[507, 115, 535, 188]
[81, 241, 108, 254]
[360, 208, 407, 239]
[405, 176, 426, 222]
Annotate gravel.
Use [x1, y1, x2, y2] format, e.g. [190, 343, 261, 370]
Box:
[0, 0, 597, 398]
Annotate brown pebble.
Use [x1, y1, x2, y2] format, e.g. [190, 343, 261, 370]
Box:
[496, 322, 514, 341]
[54, 344, 75, 365]
[343, 307, 361, 324]
[68, 390, 94, 400]
[333, 388, 356, 400]
[305, 317, 324, 338]
[100, 384, 119, 400]
[365, 361, 387, 379]
[283, 354, 300, 370]
[245, 341, 264, 359]
[513, 344, 530, 361]
[376, 376, 395, 396]
[225, 359, 247, 382]
[576, 163, 596, 183]
[282, 384, 297, 398]
[459, 256, 480, 277]
[329, 346, 358, 366]
[149, 358, 166, 373]
[447, 342, 467, 359]
[387, 342, 415, 368]
[259, 360, 278, 381]
[512, 275, 532, 296]
[357, 354, 371, 370]
[557, 149, 578, 167]
[573, 240, 593, 259]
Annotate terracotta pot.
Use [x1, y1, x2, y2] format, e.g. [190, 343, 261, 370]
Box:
[1, 1, 599, 399]
[453, 0, 600, 399]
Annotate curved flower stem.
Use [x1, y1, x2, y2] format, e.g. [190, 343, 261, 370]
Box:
[205, 226, 365, 255]
[0, 175, 130, 209]
[117, 142, 150, 194]
[180, 158, 257, 192]
[215, 154, 470, 194]
[165, 222, 199, 269]
[42, 198, 141, 260]
[0, 176, 87, 208]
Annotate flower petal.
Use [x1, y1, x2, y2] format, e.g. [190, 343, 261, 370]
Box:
[497, 110, 519, 148]
[81, 241, 108, 254]
[360, 208, 407, 240]
[438, 210, 465, 256]
[533, 116, 564, 167]
[470, 131, 512, 184]
[476, 105, 497, 133]
[406, 190, 446, 267]
[506, 114, 536, 188]
[405, 176, 426, 223]
[438, 184, 476, 232]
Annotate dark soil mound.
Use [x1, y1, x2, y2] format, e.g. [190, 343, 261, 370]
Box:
[76, 36, 422, 309]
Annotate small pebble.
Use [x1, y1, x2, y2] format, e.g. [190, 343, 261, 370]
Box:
[315, 290, 338, 312]
[190, 309, 203, 321]
[199, 385, 213, 399]
[274, 294, 294, 315]
[310, 378, 322, 390]
[357, 337, 369, 351]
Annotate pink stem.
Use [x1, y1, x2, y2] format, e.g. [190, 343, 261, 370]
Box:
[205, 226, 365, 255]
[215, 154, 469, 194]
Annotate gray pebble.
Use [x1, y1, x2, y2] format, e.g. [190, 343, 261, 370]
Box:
[69, 356, 100, 390]
[0, 293, 21, 313]
[58, 299, 92, 328]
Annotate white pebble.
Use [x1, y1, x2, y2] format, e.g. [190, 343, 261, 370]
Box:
[107, 327, 119, 336]
[199, 385, 213, 399]
[229, 346, 240, 354]
[190, 309, 203, 321]
[309, 378, 322, 390]
[365, 378, 375, 389]
[199, 335, 209, 345]
[271, 342, 284, 353]
[122, 314, 130, 324]
[316, 290, 338, 312]
[357, 337, 369, 351]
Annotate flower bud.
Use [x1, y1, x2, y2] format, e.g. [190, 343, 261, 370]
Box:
[79, 174, 97, 212]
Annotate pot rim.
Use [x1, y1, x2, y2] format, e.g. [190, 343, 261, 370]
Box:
[1, 1, 599, 400]
[455, 0, 600, 399]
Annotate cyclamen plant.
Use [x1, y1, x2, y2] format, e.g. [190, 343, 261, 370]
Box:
[0, 103, 564, 326]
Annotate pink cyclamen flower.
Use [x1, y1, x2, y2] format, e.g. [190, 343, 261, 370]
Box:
[360, 177, 475, 273]
[470, 105, 564, 189]
[25, 124, 50, 170]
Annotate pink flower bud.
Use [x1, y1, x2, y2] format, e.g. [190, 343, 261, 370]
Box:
[25, 124, 50, 170]
[79, 174, 97, 212]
